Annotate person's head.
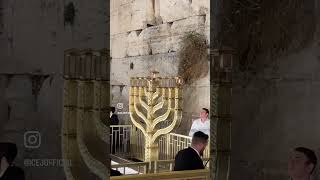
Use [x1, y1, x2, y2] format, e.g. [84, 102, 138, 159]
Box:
[200, 108, 209, 120]
[0, 142, 18, 165]
[110, 106, 116, 113]
[191, 131, 209, 156]
[288, 147, 317, 179]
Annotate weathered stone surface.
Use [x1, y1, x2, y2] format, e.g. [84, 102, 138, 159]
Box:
[118, 3, 132, 33]
[128, 52, 180, 77]
[111, 33, 128, 58]
[191, 0, 209, 16]
[110, 0, 120, 13]
[159, 0, 192, 23]
[137, 29, 151, 56]
[131, 0, 156, 30]
[148, 24, 171, 54]
[110, 57, 130, 85]
[154, 0, 162, 24]
[127, 31, 140, 56]
[110, 10, 120, 35]
[111, 0, 157, 34]
[128, 24, 173, 56]
[171, 15, 206, 35]
[120, 0, 133, 5]
[170, 16, 206, 51]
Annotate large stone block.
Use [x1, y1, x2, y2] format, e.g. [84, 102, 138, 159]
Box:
[127, 31, 140, 57]
[131, 0, 156, 31]
[126, 52, 180, 77]
[111, 33, 128, 58]
[112, 0, 157, 33]
[110, 57, 130, 85]
[110, 0, 120, 13]
[191, 0, 209, 16]
[137, 24, 172, 55]
[148, 24, 171, 54]
[110, 10, 120, 35]
[170, 16, 206, 51]
[159, 0, 192, 23]
[120, 0, 133, 5]
[118, 3, 132, 33]
[137, 29, 152, 56]
[128, 24, 172, 56]
[171, 15, 206, 35]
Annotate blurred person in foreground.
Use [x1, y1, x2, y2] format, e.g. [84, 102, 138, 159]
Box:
[0, 142, 25, 180]
[288, 147, 317, 180]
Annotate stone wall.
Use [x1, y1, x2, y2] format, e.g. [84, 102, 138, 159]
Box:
[0, 0, 107, 180]
[110, 0, 210, 134]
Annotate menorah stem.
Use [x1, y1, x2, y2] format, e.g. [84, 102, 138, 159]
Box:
[145, 136, 159, 162]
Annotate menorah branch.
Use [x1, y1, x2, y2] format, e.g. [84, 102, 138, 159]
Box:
[152, 100, 165, 115]
[134, 102, 149, 126]
[151, 110, 182, 144]
[139, 87, 149, 111]
[151, 107, 171, 130]
[129, 112, 147, 137]
[152, 88, 160, 100]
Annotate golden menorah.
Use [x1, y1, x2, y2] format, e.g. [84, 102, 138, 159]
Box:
[129, 71, 183, 162]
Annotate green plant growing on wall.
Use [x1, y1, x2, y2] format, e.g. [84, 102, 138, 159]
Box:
[64, 2, 75, 26]
[178, 32, 209, 85]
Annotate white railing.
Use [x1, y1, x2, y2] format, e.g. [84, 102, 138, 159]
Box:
[110, 125, 133, 158]
[110, 125, 210, 161]
[112, 161, 149, 174]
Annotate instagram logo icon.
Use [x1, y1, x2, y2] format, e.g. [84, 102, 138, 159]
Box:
[24, 131, 41, 148]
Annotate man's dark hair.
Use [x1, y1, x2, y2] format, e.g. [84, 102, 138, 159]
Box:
[110, 106, 116, 113]
[0, 142, 18, 165]
[295, 147, 317, 173]
[192, 131, 209, 145]
[202, 108, 209, 115]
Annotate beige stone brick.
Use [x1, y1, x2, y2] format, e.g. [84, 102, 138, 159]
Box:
[171, 15, 206, 35]
[131, 0, 156, 31]
[110, 10, 120, 35]
[191, 0, 209, 16]
[118, 3, 132, 33]
[149, 24, 171, 54]
[170, 16, 206, 51]
[127, 31, 140, 57]
[111, 34, 128, 58]
[159, 0, 192, 23]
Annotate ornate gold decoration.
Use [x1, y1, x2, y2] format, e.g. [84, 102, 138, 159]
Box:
[129, 71, 183, 162]
[62, 49, 110, 180]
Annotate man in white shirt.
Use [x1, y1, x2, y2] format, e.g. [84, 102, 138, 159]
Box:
[189, 108, 210, 137]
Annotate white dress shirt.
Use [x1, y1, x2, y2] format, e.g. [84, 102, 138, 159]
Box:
[189, 118, 210, 137]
